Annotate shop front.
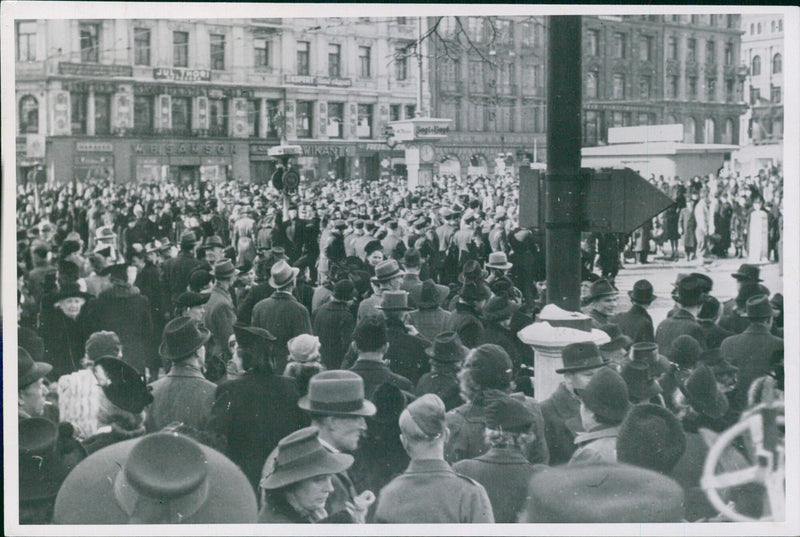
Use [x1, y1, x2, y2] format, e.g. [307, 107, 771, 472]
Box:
[47, 138, 251, 185]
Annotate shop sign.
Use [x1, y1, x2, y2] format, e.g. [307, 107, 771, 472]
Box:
[76, 142, 113, 152]
[132, 142, 236, 156]
[134, 83, 253, 98]
[284, 74, 352, 87]
[74, 155, 113, 165]
[153, 67, 211, 82]
[59, 62, 133, 77]
[300, 144, 356, 158]
[27, 134, 46, 158]
[17, 136, 27, 154]
[389, 118, 451, 142]
[62, 81, 120, 94]
[250, 144, 275, 156]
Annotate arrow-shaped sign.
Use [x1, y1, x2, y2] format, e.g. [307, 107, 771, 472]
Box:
[581, 167, 675, 233]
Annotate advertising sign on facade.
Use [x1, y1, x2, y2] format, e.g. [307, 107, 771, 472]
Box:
[59, 62, 133, 77]
[153, 67, 212, 82]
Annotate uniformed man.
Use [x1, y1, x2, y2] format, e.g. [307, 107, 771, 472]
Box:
[374, 394, 494, 523]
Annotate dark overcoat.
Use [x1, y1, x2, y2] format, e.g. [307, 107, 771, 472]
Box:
[144, 363, 217, 433]
[208, 371, 306, 491]
[349, 359, 413, 400]
[613, 303, 655, 343]
[539, 382, 583, 466]
[720, 324, 783, 410]
[251, 291, 312, 372]
[313, 299, 356, 370]
[384, 318, 431, 385]
[655, 308, 706, 352]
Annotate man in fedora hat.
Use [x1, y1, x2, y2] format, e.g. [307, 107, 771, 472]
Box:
[444, 281, 489, 348]
[540, 341, 608, 465]
[581, 278, 619, 329]
[621, 361, 665, 405]
[357, 259, 405, 323]
[375, 394, 494, 523]
[719, 281, 770, 335]
[313, 279, 356, 370]
[18, 347, 54, 420]
[261, 370, 376, 517]
[416, 331, 468, 411]
[55, 432, 258, 523]
[252, 259, 313, 373]
[82, 262, 155, 378]
[400, 249, 446, 309]
[722, 263, 762, 316]
[655, 274, 707, 353]
[348, 316, 413, 399]
[203, 259, 238, 373]
[598, 323, 633, 371]
[720, 294, 783, 411]
[613, 279, 656, 343]
[145, 316, 216, 433]
[379, 290, 430, 385]
[407, 279, 452, 341]
[569, 367, 632, 465]
[160, 230, 202, 313]
[211, 324, 306, 492]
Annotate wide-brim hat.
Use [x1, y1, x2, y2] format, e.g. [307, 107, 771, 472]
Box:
[19, 347, 53, 388]
[732, 263, 762, 282]
[159, 316, 211, 360]
[260, 427, 354, 490]
[417, 280, 448, 309]
[180, 231, 198, 247]
[588, 279, 619, 301]
[675, 275, 706, 307]
[377, 290, 414, 311]
[269, 260, 300, 288]
[485, 252, 513, 270]
[298, 370, 377, 417]
[458, 260, 489, 284]
[54, 433, 258, 523]
[176, 291, 211, 309]
[204, 235, 225, 249]
[556, 341, 608, 374]
[744, 294, 777, 318]
[93, 358, 153, 414]
[482, 295, 518, 322]
[425, 331, 469, 362]
[212, 259, 236, 280]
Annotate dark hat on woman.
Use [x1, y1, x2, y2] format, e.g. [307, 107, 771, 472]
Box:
[54, 432, 257, 523]
[556, 342, 607, 374]
[628, 279, 655, 304]
[233, 324, 276, 353]
[401, 393, 447, 438]
[617, 404, 686, 475]
[19, 347, 52, 389]
[465, 344, 513, 389]
[261, 427, 354, 490]
[19, 418, 87, 502]
[425, 331, 468, 362]
[520, 462, 684, 523]
[679, 364, 729, 419]
[697, 295, 722, 321]
[579, 367, 632, 424]
[417, 279, 445, 309]
[599, 324, 633, 352]
[364, 239, 383, 256]
[85, 330, 121, 362]
[188, 269, 214, 291]
[298, 370, 377, 417]
[93, 357, 153, 414]
[458, 259, 489, 284]
[51, 282, 92, 303]
[159, 316, 211, 360]
[485, 394, 534, 432]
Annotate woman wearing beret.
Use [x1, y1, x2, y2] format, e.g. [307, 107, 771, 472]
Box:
[260, 427, 369, 523]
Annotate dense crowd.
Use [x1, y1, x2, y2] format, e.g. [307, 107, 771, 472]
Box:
[15, 166, 784, 524]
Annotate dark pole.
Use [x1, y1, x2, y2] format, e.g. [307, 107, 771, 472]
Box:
[545, 16, 582, 311]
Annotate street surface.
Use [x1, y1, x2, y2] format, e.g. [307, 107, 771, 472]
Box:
[611, 255, 782, 327]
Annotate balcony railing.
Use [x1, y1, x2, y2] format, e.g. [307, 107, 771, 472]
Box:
[440, 81, 464, 93]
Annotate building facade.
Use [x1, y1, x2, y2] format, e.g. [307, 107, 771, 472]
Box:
[14, 17, 420, 185]
[735, 14, 783, 175]
[426, 14, 748, 177]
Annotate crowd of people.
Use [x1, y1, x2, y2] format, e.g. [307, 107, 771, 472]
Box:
[14, 165, 784, 524]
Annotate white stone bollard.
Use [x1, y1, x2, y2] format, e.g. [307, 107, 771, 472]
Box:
[518, 305, 610, 401]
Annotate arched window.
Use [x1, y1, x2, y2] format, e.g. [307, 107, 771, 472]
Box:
[751, 55, 761, 76]
[665, 114, 677, 125]
[19, 95, 39, 134]
[704, 118, 716, 144]
[773, 53, 782, 74]
[722, 118, 734, 144]
[684, 117, 696, 143]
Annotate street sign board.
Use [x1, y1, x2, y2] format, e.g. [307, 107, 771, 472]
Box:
[581, 167, 674, 233]
[268, 145, 303, 157]
[388, 118, 451, 142]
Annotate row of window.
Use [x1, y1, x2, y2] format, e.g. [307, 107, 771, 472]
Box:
[586, 30, 655, 61]
[660, 14, 738, 28]
[749, 86, 783, 105]
[439, 58, 543, 95]
[585, 70, 738, 102]
[750, 53, 782, 76]
[436, 98, 545, 133]
[583, 111, 737, 146]
[750, 19, 783, 35]
[437, 16, 542, 47]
